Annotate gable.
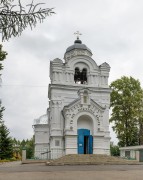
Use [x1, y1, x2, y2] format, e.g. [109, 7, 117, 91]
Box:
[63, 97, 105, 118]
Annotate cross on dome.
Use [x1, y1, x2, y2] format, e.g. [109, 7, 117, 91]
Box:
[74, 31, 82, 40]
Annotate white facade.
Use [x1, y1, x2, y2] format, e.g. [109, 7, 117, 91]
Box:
[33, 38, 111, 159]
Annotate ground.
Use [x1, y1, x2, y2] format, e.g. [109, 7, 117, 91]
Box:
[0, 161, 143, 180]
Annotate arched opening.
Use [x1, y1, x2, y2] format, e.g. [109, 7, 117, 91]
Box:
[74, 67, 87, 84]
[77, 115, 93, 154]
[81, 68, 87, 84]
[74, 67, 80, 83]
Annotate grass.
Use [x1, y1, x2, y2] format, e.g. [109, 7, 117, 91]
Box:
[0, 157, 20, 163]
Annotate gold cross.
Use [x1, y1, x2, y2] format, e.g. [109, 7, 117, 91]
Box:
[74, 31, 82, 39]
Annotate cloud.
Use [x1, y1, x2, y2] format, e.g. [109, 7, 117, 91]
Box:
[1, 0, 143, 143]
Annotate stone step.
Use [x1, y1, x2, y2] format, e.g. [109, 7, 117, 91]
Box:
[46, 154, 139, 166]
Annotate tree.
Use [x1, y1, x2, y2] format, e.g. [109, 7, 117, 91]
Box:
[25, 136, 34, 159]
[0, 1, 54, 159]
[110, 143, 120, 156]
[0, 104, 5, 124]
[12, 136, 35, 159]
[110, 76, 143, 147]
[0, 0, 55, 41]
[0, 44, 7, 71]
[0, 44, 7, 134]
[0, 121, 13, 159]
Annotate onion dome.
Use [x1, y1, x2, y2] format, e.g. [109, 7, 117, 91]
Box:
[65, 39, 92, 54]
[64, 38, 92, 62]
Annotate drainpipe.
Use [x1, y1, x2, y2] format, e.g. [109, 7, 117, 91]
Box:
[61, 110, 65, 154]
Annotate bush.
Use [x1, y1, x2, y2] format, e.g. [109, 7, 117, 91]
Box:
[110, 144, 120, 156]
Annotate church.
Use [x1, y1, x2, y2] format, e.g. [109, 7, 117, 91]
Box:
[33, 33, 111, 159]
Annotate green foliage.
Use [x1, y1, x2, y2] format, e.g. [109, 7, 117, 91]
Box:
[0, 122, 13, 160]
[0, 157, 17, 162]
[25, 136, 35, 159]
[0, 104, 5, 124]
[0, 99, 13, 160]
[110, 144, 120, 156]
[0, 44, 7, 72]
[12, 136, 35, 159]
[0, 159, 10, 162]
[0, 0, 55, 41]
[110, 76, 143, 147]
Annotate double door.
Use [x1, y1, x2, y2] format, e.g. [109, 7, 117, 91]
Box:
[78, 129, 93, 154]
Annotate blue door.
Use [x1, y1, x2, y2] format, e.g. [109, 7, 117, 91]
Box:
[78, 129, 93, 154]
[78, 133, 84, 154]
[89, 135, 93, 154]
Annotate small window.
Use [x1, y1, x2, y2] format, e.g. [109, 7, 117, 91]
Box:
[55, 140, 60, 146]
[125, 151, 130, 158]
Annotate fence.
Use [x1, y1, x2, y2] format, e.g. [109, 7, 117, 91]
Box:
[22, 148, 65, 161]
[34, 149, 51, 160]
[50, 148, 65, 159]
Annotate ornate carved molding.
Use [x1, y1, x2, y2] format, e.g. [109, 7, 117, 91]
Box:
[65, 49, 92, 62]
[63, 98, 105, 131]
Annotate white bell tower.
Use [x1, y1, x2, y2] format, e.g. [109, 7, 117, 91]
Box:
[34, 34, 111, 159]
[48, 34, 111, 157]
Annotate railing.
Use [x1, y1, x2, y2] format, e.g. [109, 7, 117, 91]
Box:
[34, 148, 65, 160]
[34, 149, 51, 160]
[50, 148, 65, 159]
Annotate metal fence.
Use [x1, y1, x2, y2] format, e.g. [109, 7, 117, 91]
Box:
[34, 149, 51, 160]
[50, 148, 65, 159]
[34, 148, 65, 160]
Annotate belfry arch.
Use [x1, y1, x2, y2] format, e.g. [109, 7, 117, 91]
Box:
[74, 67, 87, 84]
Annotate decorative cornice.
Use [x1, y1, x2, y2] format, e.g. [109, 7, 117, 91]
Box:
[64, 49, 92, 62]
[49, 84, 111, 93]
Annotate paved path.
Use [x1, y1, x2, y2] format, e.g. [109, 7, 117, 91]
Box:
[0, 162, 143, 180]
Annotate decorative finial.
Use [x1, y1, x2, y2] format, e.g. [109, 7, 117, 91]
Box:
[74, 31, 82, 40]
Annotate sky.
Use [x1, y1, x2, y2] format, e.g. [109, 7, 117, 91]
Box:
[1, 0, 143, 144]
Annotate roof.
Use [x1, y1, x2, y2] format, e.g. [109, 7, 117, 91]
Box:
[65, 39, 92, 54]
[33, 114, 48, 125]
[120, 145, 143, 150]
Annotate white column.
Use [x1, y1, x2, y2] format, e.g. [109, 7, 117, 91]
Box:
[57, 72, 60, 82]
[101, 76, 104, 85]
[22, 149, 26, 161]
[53, 72, 56, 81]
[91, 75, 94, 84]
[66, 72, 68, 82]
[88, 75, 91, 84]
[95, 75, 97, 85]
[70, 73, 73, 83]
[68, 73, 70, 82]
[90, 75, 93, 84]
[55, 72, 57, 82]
[60, 72, 63, 83]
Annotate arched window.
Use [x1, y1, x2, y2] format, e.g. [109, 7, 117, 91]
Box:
[74, 68, 87, 84]
[74, 67, 80, 83]
[81, 68, 87, 84]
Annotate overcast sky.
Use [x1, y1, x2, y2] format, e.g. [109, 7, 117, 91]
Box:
[1, 0, 143, 143]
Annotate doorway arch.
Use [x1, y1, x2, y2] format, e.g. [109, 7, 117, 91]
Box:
[77, 115, 93, 154]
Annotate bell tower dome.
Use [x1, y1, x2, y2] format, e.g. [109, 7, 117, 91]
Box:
[64, 33, 92, 63]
